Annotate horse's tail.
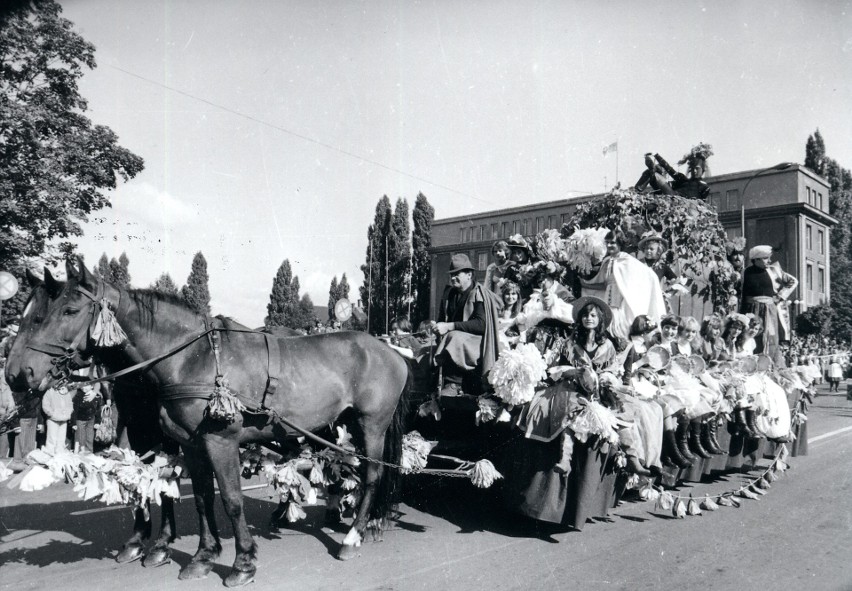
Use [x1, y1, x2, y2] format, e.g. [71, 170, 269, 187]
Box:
[370, 359, 413, 522]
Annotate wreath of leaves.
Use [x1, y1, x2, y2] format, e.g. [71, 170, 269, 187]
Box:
[558, 188, 734, 310]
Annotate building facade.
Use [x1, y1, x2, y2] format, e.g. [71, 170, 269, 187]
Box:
[428, 164, 835, 318]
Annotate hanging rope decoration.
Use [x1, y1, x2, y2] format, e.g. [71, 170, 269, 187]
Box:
[91, 298, 128, 347]
[206, 375, 246, 423]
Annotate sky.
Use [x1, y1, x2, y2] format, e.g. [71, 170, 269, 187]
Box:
[47, 0, 852, 327]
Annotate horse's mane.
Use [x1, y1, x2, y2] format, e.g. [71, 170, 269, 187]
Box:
[127, 288, 236, 329]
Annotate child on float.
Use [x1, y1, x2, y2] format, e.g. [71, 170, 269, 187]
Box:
[484, 240, 513, 296]
[652, 314, 680, 352]
[699, 314, 728, 366]
[497, 280, 523, 350]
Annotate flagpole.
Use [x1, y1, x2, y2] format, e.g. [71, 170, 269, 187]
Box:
[616, 144, 619, 185]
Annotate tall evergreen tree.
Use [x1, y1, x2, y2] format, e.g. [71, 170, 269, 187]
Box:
[181, 252, 211, 314]
[97, 253, 110, 281]
[266, 259, 295, 327]
[151, 272, 179, 295]
[118, 252, 131, 286]
[298, 293, 315, 329]
[359, 196, 393, 334]
[805, 129, 827, 177]
[411, 193, 435, 327]
[327, 275, 340, 321]
[388, 198, 412, 321]
[108, 257, 123, 286]
[339, 273, 350, 300]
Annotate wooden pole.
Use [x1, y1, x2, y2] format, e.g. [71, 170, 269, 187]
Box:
[367, 238, 373, 333]
[385, 236, 389, 335]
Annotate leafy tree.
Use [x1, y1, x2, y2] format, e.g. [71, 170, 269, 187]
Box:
[327, 276, 339, 321]
[796, 304, 834, 336]
[359, 196, 393, 334]
[118, 252, 131, 286]
[0, 0, 144, 325]
[805, 130, 852, 342]
[411, 193, 434, 327]
[151, 272, 179, 295]
[266, 259, 296, 328]
[108, 258, 123, 286]
[181, 252, 211, 314]
[298, 293, 315, 330]
[388, 198, 412, 322]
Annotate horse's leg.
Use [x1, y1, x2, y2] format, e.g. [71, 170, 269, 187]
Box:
[177, 446, 222, 581]
[204, 435, 257, 588]
[338, 423, 386, 561]
[142, 494, 177, 567]
[115, 505, 152, 563]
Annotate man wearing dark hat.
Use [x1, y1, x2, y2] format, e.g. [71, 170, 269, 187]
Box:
[433, 254, 501, 396]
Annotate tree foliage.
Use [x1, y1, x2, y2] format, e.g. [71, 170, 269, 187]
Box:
[151, 272, 179, 295]
[796, 304, 834, 336]
[359, 196, 393, 334]
[327, 275, 339, 321]
[388, 197, 412, 321]
[266, 259, 296, 328]
[0, 0, 143, 324]
[804, 129, 852, 342]
[411, 193, 434, 327]
[181, 252, 211, 315]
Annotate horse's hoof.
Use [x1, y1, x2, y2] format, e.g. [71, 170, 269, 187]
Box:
[336, 544, 361, 561]
[178, 561, 214, 580]
[116, 544, 145, 564]
[224, 569, 256, 587]
[143, 547, 172, 568]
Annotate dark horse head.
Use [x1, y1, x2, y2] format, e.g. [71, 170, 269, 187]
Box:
[5, 257, 107, 394]
[5, 267, 66, 395]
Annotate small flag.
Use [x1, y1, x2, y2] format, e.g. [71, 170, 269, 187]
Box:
[602, 141, 618, 156]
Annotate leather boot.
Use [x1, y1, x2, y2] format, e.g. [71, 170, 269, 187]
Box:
[745, 409, 762, 439]
[10, 417, 38, 473]
[661, 429, 688, 468]
[676, 421, 698, 463]
[699, 421, 723, 455]
[689, 419, 713, 459]
[734, 408, 752, 437]
[625, 455, 652, 477]
[705, 419, 727, 455]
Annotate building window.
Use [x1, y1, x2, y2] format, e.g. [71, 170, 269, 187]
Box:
[561, 213, 571, 225]
[818, 229, 825, 254]
[512, 220, 520, 235]
[806, 187, 811, 204]
[709, 192, 722, 210]
[500, 222, 509, 238]
[819, 267, 825, 293]
[477, 252, 488, 271]
[491, 223, 498, 239]
[536, 217, 545, 233]
[459, 228, 465, 243]
[806, 264, 813, 291]
[819, 193, 824, 210]
[726, 189, 740, 210]
[465, 227, 472, 242]
[548, 215, 557, 229]
[523, 218, 531, 235]
[806, 224, 812, 251]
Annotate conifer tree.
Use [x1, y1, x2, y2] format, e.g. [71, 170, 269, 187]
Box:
[151, 272, 179, 295]
[388, 197, 412, 321]
[411, 193, 435, 326]
[97, 253, 110, 281]
[118, 252, 131, 287]
[266, 259, 295, 327]
[181, 251, 211, 314]
[327, 275, 339, 321]
[339, 273, 350, 300]
[359, 196, 393, 334]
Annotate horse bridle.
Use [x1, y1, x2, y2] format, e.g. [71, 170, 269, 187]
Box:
[25, 280, 117, 387]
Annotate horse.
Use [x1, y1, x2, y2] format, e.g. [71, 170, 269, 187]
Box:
[6, 269, 178, 567]
[5, 257, 412, 587]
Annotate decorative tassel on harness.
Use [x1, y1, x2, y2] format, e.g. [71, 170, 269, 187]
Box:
[206, 375, 246, 423]
[91, 299, 128, 347]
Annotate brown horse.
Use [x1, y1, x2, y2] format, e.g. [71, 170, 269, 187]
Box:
[5, 257, 411, 587]
[6, 270, 179, 568]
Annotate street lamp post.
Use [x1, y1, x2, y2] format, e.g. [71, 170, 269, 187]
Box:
[740, 162, 795, 237]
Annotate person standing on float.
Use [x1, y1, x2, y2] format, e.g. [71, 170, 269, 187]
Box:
[740, 245, 798, 360]
[580, 230, 666, 342]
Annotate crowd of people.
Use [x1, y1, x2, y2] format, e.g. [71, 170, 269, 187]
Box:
[387, 224, 825, 524]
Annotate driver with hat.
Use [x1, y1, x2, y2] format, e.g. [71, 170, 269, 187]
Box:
[432, 254, 502, 397]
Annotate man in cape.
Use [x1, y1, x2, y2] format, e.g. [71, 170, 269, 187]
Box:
[432, 254, 502, 396]
[740, 245, 798, 360]
[580, 230, 666, 343]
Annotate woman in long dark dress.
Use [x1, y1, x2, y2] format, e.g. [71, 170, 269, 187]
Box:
[502, 297, 622, 529]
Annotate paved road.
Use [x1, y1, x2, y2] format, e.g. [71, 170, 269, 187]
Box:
[3, 383, 852, 591]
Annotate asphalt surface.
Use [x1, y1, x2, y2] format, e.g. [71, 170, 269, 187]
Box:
[3, 382, 852, 591]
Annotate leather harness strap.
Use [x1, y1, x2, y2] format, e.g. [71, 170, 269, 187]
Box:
[263, 333, 281, 403]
